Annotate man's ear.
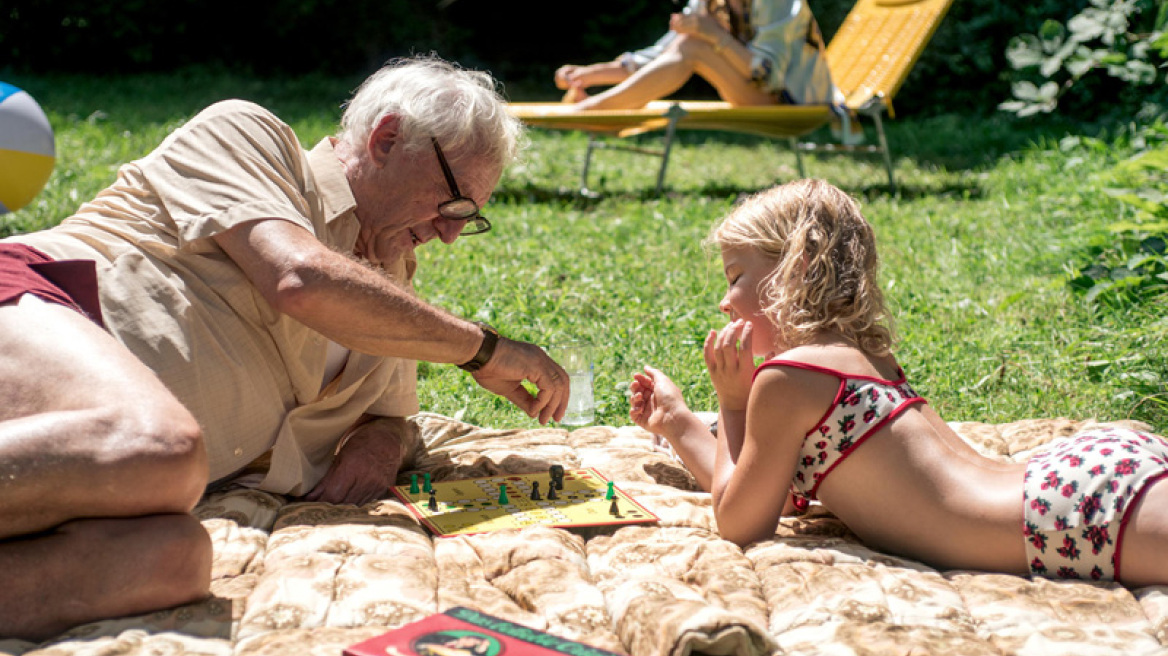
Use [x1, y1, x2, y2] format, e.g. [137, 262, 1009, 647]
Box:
[368, 114, 402, 167]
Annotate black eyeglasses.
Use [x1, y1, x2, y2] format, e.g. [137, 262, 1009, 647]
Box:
[431, 138, 491, 235]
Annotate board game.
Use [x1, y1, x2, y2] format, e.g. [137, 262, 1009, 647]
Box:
[391, 467, 658, 537]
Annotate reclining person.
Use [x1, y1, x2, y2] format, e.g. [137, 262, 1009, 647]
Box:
[0, 55, 569, 640]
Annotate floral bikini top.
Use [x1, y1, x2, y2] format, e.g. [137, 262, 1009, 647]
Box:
[753, 359, 926, 510]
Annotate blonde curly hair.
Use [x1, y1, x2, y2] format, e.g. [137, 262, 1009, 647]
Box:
[707, 179, 895, 356]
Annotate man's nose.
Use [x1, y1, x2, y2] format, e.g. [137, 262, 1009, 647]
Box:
[433, 217, 463, 244]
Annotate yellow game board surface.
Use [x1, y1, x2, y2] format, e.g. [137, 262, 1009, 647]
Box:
[392, 468, 659, 536]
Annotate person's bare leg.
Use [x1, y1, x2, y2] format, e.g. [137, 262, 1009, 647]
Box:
[555, 62, 630, 91]
[1, 515, 212, 641]
[0, 294, 211, 640]
[577, 35, 773, 110]
[1115, 477, 1168, 587]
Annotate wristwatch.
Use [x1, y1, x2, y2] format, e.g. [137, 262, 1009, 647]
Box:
[457, 322, 500, 372]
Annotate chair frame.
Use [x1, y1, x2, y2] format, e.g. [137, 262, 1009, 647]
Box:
[577, 97, 896, 195]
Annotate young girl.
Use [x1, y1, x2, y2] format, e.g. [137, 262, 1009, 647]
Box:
[629, 179, 1168, 585]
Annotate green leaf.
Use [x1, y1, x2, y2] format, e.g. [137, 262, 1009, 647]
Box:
[1109, 220, 1168, 232]
[1069, 274, 1098, 291]
[1038, 19, 1067, 45]
[1011, 81, 1041, 101]
[1085, 279, 1115, 303]
[997, 100, 1029, 113]
[1126, 253, 1163, 270]
[1150, 30, 1168, 58]
[1142, 236, 1168, 254]
[1017, 103, 1053, 117]
[1084, 263, 1112, 280]
[1099, 51, 1128, 66]
[1068, 12, 1107, 42]
[1066, 57, 1096, 77]
[1005, 35, 1045, 69]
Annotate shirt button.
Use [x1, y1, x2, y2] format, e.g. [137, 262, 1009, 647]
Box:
[234, 447, 244, 457]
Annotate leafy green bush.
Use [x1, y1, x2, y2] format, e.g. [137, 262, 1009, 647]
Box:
[1065, 127, 1168, 305]
[1000, 0, 1168, 118]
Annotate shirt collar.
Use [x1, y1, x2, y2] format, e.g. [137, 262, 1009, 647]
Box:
[307, 137, 357, 224]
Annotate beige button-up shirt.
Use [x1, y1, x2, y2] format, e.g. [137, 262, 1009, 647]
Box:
[9, 100, 419, 494]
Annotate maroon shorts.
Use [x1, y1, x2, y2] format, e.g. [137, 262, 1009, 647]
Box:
[0, 243, 104, 327]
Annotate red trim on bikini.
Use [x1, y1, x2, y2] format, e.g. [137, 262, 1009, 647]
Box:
[1114, 469, 1168, 583]
[804, 397, 926, 500]
[754, 358, 927, 501]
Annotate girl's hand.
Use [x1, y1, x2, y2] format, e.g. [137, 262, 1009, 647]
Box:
[629, 365, 694, 441]
[703, 319, 755, 412]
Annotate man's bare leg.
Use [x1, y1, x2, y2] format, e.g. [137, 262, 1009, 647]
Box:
[0, 294, 212, 640]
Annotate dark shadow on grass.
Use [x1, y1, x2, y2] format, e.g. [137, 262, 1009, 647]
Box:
[502, 110, 1095, 200]
[497, 167, 986, 205]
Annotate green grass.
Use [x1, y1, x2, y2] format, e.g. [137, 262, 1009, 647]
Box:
[6, 71, 1166, 432]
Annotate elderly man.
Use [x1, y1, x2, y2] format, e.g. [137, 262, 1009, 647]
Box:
[0, 56, 569, 640]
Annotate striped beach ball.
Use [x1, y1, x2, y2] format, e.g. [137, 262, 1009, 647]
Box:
[0, 82, 55, 215]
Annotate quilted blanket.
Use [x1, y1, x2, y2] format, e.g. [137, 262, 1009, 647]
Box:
[4, 413, 1168, 656]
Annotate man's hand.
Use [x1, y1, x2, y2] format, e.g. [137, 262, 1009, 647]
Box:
[305, 416, 412, 505]
[471, 338, 570, 425]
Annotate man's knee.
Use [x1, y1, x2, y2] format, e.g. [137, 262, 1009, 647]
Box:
[115, 403, 208, 510]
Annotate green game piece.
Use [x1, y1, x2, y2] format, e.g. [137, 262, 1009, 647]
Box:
[498, 483, 509, 505]
[423, 472, 432, 493]
[410, 473, 419, 494]
[606, 481, 615, 500]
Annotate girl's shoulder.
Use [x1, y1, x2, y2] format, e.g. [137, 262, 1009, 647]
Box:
[759, 344, 903, 383]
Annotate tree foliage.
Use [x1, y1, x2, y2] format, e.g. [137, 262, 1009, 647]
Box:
[0, 0, 1109, 117]
[1000, 0, 1168, 118]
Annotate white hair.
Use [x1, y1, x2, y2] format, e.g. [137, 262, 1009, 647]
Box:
[339, 54, 526, 169]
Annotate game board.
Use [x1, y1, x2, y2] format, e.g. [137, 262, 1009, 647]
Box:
[391, 467, 659, 537]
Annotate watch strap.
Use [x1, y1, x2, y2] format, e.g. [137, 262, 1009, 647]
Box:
[457, 322, 499, 372]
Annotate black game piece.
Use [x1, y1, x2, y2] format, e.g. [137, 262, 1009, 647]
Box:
[546, 484, 558, 500]
[428, 490, 438, 512]
[549, 464, 565, 490]
[530, 481, 541, 501]
[609, 498, 620, 516]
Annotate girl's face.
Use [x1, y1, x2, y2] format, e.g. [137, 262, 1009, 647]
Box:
[719, 245, 779, 357]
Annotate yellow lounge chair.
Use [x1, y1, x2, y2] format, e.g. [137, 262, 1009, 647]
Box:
[508, 0, 955, 193]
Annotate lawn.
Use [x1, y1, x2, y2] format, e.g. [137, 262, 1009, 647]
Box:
[6, 71, 1166, 433]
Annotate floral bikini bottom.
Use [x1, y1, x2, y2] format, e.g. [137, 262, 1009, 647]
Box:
[1023, 426, 1168, 582]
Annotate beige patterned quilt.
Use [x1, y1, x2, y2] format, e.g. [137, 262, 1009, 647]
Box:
[6, 413, 1168, 656]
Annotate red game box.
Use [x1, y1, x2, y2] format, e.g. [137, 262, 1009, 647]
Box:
[343, 607, 624, 656]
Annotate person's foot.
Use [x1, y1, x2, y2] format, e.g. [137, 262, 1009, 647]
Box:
[651, 433, 682, 461]
[830, 118, 866, 146]
[563, 85, 589, 104]
[554, 65, 578, 91]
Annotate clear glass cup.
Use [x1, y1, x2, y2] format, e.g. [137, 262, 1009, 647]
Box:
[550, 342, 595, 427]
